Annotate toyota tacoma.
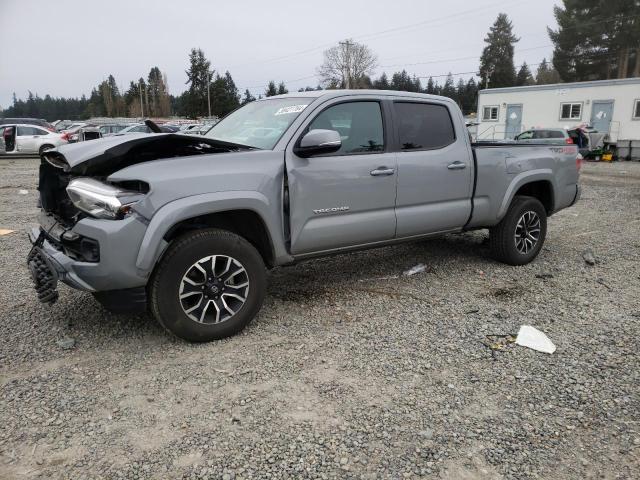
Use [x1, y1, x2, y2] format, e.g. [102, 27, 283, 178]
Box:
[28, 90, 581, 342]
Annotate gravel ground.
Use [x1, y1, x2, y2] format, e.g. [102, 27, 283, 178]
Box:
[0, 157, 639, 479]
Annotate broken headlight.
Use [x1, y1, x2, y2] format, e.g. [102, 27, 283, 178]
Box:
[66, 178, 146, 220]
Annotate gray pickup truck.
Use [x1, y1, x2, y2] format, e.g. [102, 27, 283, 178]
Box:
[28, 90, 581, 342]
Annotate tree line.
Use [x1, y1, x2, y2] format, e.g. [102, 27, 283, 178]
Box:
[2, 0, 638, 121]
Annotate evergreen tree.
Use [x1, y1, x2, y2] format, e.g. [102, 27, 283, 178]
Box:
[184, 48, 213, 118]
[425, 77, 436, 95]
[390, 70, 420, 92]
[440, 73, 456, 99]
[372, 72, 390, 89]
[265, 81, 278, 97]
[516, 62, 534, 86]
[210, 71, 240, 117]
[462, 78, 479, 115]
[277, 82, 288, 95]
[536, 58, 561, 85]
[549, 0, 640, 81]
[242, 89, 256, 104]
[479, 13, 519, 88]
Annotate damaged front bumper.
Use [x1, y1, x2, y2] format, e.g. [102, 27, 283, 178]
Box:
[26, 212, 151, 298]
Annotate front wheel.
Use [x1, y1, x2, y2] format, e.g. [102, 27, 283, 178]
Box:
[150, 229, 267, 342]
[489, 196, 547, 266]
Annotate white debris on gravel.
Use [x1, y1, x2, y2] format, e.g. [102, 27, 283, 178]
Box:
[515, 325, 556, 354]
[403, 263, 427, 276]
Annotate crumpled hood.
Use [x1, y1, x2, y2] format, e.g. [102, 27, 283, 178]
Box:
[44, 133, 254, 176]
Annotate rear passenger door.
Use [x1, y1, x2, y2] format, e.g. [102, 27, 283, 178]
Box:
[16, 126, 39, 153]
[392, 101, 474, 237]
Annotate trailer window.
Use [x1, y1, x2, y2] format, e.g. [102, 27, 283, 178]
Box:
[482, 106, 499, 121]
[560, 103, 582, 120]
[633, 99, 640, 120]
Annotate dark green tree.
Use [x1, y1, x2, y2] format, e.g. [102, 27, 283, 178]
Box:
[440, 73, 456, 99]
[210, 71, 240, 117]
[548, 0, 640, 80]
[242, 89, 256, 104]
[516, 62, 534, 86]
[425, 77, 436, 94]
[372, 72, 390, 89]
[184, 48, 213, 118]
[536, 58, 561, 85]
[265, 81, 278, 97]
[479, 13, 519, 88]
[277, 82, 288, 95]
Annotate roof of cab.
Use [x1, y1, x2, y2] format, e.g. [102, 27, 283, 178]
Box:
[263, 89, 456, 104]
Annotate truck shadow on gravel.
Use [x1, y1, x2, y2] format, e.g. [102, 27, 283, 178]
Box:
[268, 232, 491, 302]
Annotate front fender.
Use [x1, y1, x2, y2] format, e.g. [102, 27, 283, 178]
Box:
[135, 191, 289, 273]
[497, 169, 556, 220]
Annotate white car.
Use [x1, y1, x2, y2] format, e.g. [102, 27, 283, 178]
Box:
[0, 124, 69, 155]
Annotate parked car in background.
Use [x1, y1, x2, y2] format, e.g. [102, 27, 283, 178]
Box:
[0, 124, 68, 155]
[98, 124, 129, 136]
[0, 117, 55, 131]
[515, 127, 591, 155]
[113, 123, 179, 135]
[62, 123, 91, 143]
[515, 128, 573, 144]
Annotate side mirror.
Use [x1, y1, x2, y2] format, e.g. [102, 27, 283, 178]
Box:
[294, 129, 341, 158]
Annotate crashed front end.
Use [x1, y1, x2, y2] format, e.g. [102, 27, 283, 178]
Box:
[28, 153, 151, 311]
[27, 133, 243, 311]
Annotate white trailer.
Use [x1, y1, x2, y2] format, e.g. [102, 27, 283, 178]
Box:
[476, 77, 640, 158]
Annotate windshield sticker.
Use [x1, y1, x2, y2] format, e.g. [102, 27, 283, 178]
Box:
[274, 104, 308, 116]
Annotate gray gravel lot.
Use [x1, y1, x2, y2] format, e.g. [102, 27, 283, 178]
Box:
[1, 157, 639, 479]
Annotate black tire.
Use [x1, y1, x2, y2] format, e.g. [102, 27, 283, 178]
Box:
[489, 196, 547, 266]
[150, 229, 267, 342]
[39, 144, 54, 156]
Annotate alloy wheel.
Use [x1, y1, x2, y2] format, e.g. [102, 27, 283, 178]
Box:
[514, 211, 541, 254]
[178, 255, 249, 324]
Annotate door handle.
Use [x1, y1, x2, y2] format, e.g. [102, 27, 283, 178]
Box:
[447, 161, 466, 170]
[370, 167, 395, 176]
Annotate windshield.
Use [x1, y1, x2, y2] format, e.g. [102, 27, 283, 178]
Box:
[205, 97, 313, 149]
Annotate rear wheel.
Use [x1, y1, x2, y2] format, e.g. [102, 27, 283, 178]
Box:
[489, 196, 547, 266]
[150, 229, 267, 342]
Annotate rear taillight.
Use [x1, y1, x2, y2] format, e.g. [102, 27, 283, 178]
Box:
[61, 133, 70, 141]
[565, 137, 574, 144]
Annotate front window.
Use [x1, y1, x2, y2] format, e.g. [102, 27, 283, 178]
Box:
[307, 101, 384, 154]
[560, 102, 582, 120]
[482, 106, 499, 121]
[205, 97, 313, 149]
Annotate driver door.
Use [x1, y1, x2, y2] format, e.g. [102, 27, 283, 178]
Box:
[285, 100, 397, 255]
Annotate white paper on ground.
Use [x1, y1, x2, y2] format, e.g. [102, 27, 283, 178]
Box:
[403, 264, 427, 276]
[515, 325, 556, 354]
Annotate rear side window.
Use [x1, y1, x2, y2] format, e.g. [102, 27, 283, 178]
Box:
[17, 126, 39, 136]
[35, 128, 49, 136]
[307, 101, 384, 154]
[394, 102, 456, 150]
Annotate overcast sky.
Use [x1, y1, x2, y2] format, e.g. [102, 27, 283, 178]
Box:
[0, 0, 560, 109]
